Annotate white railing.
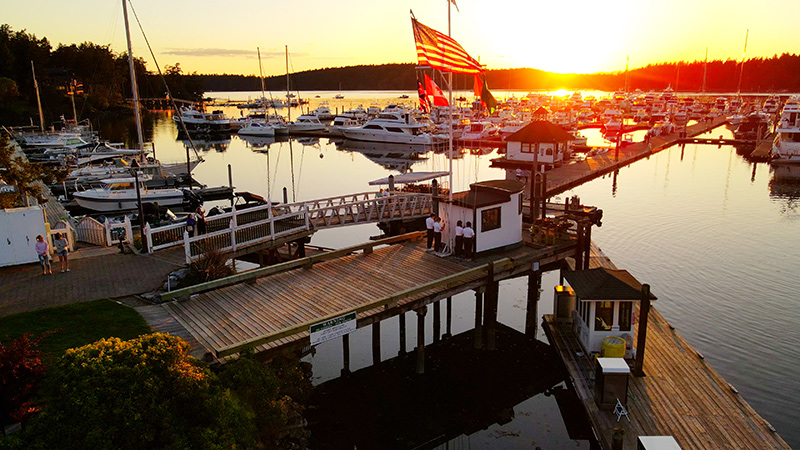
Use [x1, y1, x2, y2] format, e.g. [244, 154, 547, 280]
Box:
[145, 191, 433, 262]
[278, 191, 433, 228]
[183, 207, 310, 263]
[75, 216, 131, 247]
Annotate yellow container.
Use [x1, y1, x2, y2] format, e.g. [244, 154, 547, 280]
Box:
[601, 336, 626, 358]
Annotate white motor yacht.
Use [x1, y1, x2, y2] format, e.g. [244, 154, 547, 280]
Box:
[72, 176, 185, 212]
[237, 121, 276, 137]
[772, 97, 800, 164]
[341, 112, 441, 145]
[327, 116, 362, 137]
[287, 114, 326, 133]
[173, 107, 232, 133]
[312, 103, 335, 121]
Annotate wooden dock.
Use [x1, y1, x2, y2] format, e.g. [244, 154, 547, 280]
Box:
[507, 116, 731, 197]
[542, 245, 790, 450]
[148, 231, 578, 360]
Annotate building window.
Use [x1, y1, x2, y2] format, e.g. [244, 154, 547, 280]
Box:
[594, 301, 614, 331]
[481, 207, 501, 232]
[618, 301, 632, 331]
[521, 143, 533, 153]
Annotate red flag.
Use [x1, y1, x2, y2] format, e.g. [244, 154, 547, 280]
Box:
[425, 74, 449, 107]
[417, 80, 430, 113]
[411, 17, 483, 75]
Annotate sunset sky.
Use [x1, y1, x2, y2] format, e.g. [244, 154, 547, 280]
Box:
[5, 0, 800, 77]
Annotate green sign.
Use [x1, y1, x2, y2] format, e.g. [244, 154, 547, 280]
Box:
[309, 311, 357, 345]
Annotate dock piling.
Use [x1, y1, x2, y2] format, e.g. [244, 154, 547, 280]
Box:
[525, 269, 542, 338]
[398, 311, 407, 355]
[634, 284, 651, 377]
[372, 321, 381, 365]
[484, 262, 498, 351]
[341, 333, 351, 376]
[474, 289, 483, 349]
[433, 300, 441, 343]
[415, 306, 427, 374]
[444, 296, 452, 338]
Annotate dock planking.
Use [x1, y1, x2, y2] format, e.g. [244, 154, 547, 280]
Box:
[543, 244, 790, 450]
[150, 232, 577, 360]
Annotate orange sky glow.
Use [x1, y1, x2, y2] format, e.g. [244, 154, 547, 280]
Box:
[5, 0, 799, 77]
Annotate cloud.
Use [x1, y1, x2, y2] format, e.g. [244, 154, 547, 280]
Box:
[162, 48, 311, 59]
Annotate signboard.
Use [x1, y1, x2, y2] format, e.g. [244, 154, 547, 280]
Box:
[309, 312, 357, 346]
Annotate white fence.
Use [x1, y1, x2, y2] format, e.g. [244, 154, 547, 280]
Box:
[182, 208, 310, 263]
[75, 216, 132, 247]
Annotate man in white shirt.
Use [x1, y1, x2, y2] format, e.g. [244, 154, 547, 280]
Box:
[425, 213, 435, 251]
[454, 220, 464, 257]
[462, 221, 475, 259]
[433, 216, 443, 252]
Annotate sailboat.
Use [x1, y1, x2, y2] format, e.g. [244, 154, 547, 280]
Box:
[334, 82, 344, 99]
[238, 48, 276, 138]
[74, 0, 185, 213]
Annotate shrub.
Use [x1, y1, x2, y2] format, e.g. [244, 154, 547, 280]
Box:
[24, 333, 256, 450]
[0, 333, 49, 426]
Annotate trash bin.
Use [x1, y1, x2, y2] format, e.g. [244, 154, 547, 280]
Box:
[594, 357, 630, 410]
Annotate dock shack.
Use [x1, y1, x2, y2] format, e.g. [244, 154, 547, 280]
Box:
[543, 246, 790, 450]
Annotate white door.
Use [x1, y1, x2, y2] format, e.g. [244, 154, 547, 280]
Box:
[0, 208, 46, 266]
[0, 212, 14, 266]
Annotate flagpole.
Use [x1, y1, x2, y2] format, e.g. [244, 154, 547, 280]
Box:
[447, 0, 455, 255]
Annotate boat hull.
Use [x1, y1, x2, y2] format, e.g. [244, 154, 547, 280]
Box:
[73, 191, 185, 212]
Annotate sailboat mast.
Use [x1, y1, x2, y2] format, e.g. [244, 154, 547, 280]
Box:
[122, 0, 145, 157]
[286, 45, 291, 122]
[257, 47, 266, 109]
[702, 48, 708, 93]
[31, 61, 44, 132]
[737, 30, 748, 95]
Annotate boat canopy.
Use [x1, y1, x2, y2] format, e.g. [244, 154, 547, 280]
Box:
[368, 171, 450, 186]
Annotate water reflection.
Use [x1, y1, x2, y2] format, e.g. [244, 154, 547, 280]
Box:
[769, 164, 800, 214]
[179, 135, 231, 153]
[307, 324, 594, 450]
[335, 139, 430, 173]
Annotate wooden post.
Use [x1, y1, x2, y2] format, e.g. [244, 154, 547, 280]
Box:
[341, 333, 351, 376]
[415, 306, 427, 374]
[444, 296, 452, 338]
[433, 300, 441, 343]
[633, 284, 651, 377]
[485, 261, 498, 351]
[372, 321, 381, 365]
[399, 311, 407, 355]
[530, 144, 539, 219]
[525, 268, 542, 338]
[575, 222, 584, 271]
[474, 289, 483, 349]
[584, 221, 592, 270]
[541, 172, 548, 220]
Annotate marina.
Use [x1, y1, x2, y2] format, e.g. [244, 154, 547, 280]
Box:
[3, 88, 800, 448]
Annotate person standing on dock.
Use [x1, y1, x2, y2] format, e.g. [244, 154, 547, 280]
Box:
[35, 235, 52, 275]
[426, 213, 435, 252]
[462, 222, 475, 259]
[433, 216, 443, 252]
[455, 220, 464, 257]
[196, 207, 206, 235]
[53, 232, 69, 273]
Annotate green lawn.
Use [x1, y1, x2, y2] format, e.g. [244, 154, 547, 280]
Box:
[0, 300, 152, 356]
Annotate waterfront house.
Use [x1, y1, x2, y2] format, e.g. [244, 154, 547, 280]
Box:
[561, 267, 657, 358]
[505, 120, 574, 170]
[441, 179, 525, 254]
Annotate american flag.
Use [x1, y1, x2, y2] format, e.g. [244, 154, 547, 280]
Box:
[411, 18, 483, 75]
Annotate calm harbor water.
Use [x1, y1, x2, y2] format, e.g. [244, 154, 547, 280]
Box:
[99, 90, 799, 448]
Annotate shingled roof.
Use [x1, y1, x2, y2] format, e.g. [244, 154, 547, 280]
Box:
[563, 267, 657, 301]
[506, 120, 574, 143]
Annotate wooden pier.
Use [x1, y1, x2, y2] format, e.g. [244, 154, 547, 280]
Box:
[542, 245, 790, 450]
[147, 230, 579, 361]
[494, 116, 731, 197]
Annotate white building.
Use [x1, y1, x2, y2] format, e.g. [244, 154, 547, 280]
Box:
[560, 267, 657, 358]
[505, 120, 575, 169]
[441, 180, 525, 254]
[0, 205, 48, 267]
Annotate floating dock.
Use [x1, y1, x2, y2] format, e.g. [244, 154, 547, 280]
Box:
[542, 245, 790, 450]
